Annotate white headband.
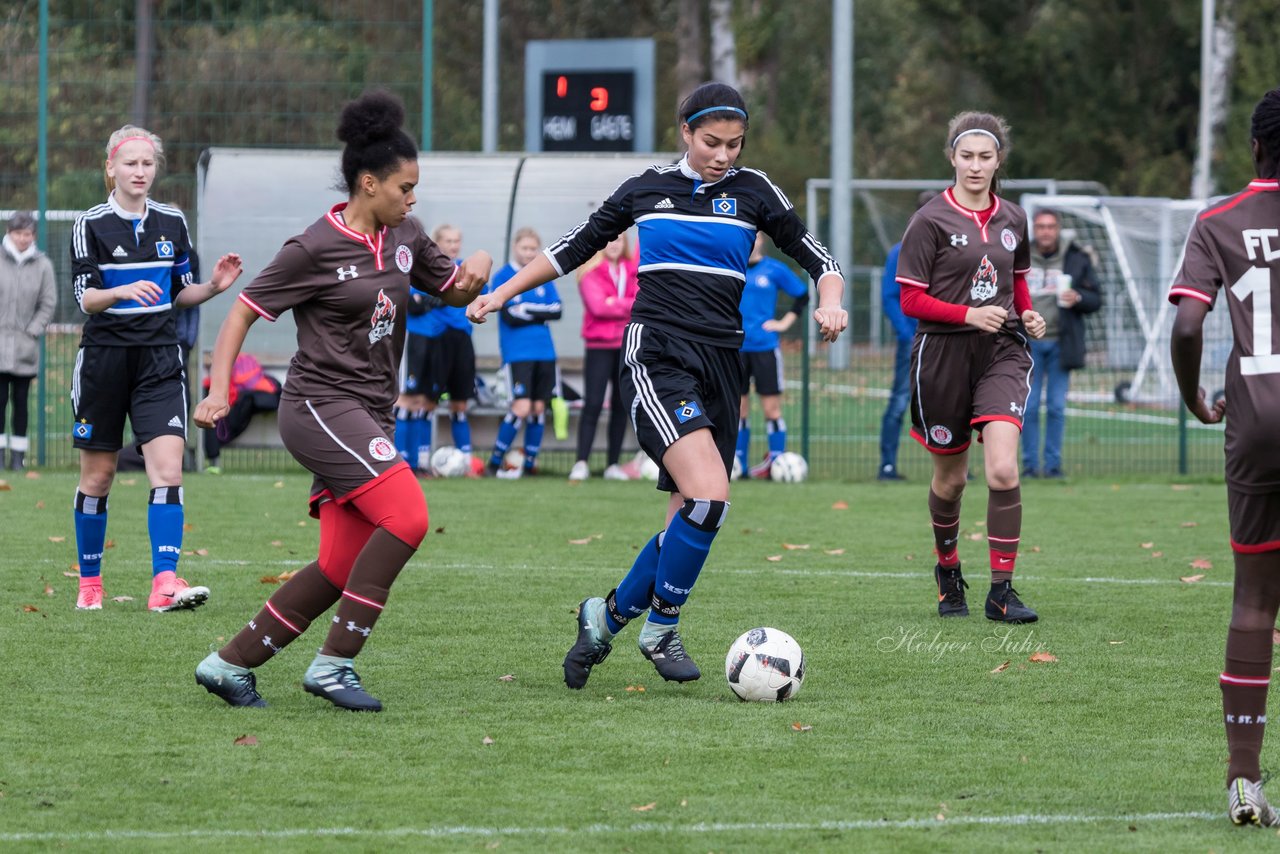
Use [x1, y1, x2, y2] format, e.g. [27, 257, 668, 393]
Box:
[951, 128, 1001, 150]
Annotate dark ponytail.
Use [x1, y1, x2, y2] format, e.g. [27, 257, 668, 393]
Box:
[678, 82, 749, 132]
[1251, 88, 1280, 179]
[336, 90, 418, 194]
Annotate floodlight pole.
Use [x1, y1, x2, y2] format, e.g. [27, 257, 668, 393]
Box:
[1192, 0, 1215, 199]
[422, 0, 433, 151]
[482, 0, 499, 152]
[828, 0, 853, 371]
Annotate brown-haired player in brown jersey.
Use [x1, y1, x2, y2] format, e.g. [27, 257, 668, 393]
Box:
[191, 90, 491, 712]
[895, 112, 1047, 624]
[1171, 88, 1280, 827]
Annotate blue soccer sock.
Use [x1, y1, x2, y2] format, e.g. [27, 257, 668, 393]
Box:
[735, 419, 750, 473]
[491, 413, 520, 467]
[450, 411, 472, 453]
[649, 499, 729, 626]
[767, 418, 787, 458]
[74, 491, 109, 579]
[412, 410, 432, 471]
[523, 413, 545, 468]
[393, 406, 411, 463]
[605, 531, 664, 634]
[148, 486, 184, 577]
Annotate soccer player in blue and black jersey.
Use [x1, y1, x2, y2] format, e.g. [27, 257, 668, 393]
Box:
[470, 82, 847, 688]
[737, 231, 809, 478]
[70, 124, 243, 612]
[485, 227, 562, 477]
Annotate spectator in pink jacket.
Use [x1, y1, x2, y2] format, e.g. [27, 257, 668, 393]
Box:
[569, 234, 639, 481]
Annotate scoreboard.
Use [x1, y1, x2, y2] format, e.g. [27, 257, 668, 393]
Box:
[525, 39, 654, 153]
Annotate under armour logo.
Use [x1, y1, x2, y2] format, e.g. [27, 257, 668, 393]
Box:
[261, 636, 280, 653]
[337, 265, 359, 281]
[346, 620, 372, 637]
[950, 234, 968, 247]
[1010, 401, 1024, 416]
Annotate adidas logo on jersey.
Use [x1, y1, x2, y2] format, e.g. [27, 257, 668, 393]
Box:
[655, 197, 675, 209]
[112, 245, 127, 258]
[168, 416, 183, 428]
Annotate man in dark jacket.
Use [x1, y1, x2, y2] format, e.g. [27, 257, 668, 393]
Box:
[1022, 209, 1102, 478]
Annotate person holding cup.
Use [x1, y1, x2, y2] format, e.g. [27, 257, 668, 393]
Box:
[1021, 208, 1101, 478]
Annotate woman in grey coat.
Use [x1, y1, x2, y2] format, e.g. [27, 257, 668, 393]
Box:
[0, 211, 57, 469]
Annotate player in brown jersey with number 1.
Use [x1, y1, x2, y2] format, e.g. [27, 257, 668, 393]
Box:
[1171, 88, 1280, 828]
[192, 91, 491, 712]
[894, 112, 1046, 624]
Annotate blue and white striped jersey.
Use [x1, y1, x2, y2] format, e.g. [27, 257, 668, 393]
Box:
[487, 262, 561, 363]
[71, 194, 194, 347]
[545, 157, 839, 348]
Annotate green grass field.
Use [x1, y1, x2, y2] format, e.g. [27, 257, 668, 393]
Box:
[2, 471, 1276, 851]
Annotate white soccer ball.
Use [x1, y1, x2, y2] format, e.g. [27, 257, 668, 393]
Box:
[769, 451, 809, 483]
[725, 627, 805, 702]
[633, 451, 661, 481]
[429, 445, 471, 478]
[503, 448, 526, 471]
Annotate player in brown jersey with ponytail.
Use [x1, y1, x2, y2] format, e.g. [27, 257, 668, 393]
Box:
[192, 90, 490, 712]
[894, 111, 1046, 624]
[1171, 88, 1280, 827]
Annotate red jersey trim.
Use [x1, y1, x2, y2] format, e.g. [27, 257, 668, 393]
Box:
[1168, 287, 1212, 306]
[1200, 189, 1259, 222]
[338, 460, 411, 506]
[909, 427, 971, 455]
[1231, 537, 1280, 555]
[436, 264, 459, 292]
[325, 203, 388, 271]
[943, 188, 999, 244]
[238, 292, 277, 322]
[972, 414, 1023, 430]
[896, 275, 929, 289]
[1247, 179, 1280, 191]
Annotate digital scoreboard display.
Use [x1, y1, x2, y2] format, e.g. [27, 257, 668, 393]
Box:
[539, 70, 636, 152]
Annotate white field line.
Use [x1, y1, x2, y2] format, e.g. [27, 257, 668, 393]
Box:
[30, 558, 1234, 587]
[0, 811, 1221, 843]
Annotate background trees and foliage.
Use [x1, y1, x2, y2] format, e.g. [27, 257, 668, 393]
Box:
[0, 0, 1272, 222]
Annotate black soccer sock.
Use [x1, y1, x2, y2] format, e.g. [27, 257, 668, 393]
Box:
[221, 562, 340, 668]
[928, 489, 962, 568]
[1222, 552, 1280, 783]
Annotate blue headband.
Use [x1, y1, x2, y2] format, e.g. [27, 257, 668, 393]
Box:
[685, 105, 747, 124]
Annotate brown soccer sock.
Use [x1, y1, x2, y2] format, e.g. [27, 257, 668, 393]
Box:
[1223, 552, 1280, 783]
[220, 562, 341, 668]
[986, 486, 1022, 584]
[320, 529, 416, 659]
[928, 489, 962, 568]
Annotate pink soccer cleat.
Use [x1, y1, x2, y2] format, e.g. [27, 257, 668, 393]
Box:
[148, 571, 210, 612]
[76, 578, 104, 610]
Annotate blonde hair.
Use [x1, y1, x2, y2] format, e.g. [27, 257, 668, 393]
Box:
[512, 226, 541, 246]
[103, 125, 164, 193]
[432, 223, 460, 243]
[945, 111, 1011, 194]
[577, 232, 632, 281]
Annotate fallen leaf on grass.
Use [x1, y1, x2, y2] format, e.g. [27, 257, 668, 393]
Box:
[790, 722, 813, 732]
[990, 661, 1011, 673]
[272, 481, 284, 488]
[782, 543, 810, 550]
[104, 539, 116, 550]
[297, 521, 307, 527]
[1141, 542, 1154, 549]
[35, 500, 44, 509]
[259, 571, 296, 585]
[1029, 652, 1058, 663]
[269, 540, 283, 548]
[1181, 574, 1206, 584]
[0, 480, 10, 491]
[47, 536, 65, 543]
[631, 802, 656, 812]
[183, 523, 195, 532]
[967, 532, 985, 541]
[1109, 641, 1126, 645]
[904, 554, 915, 561]
[481, 736, 495, 746]
[498, 674, 516, 682]
[43, 584, 54, 597]
[120, 478, 136, 486]
[1171, 484, 1192, 491]
[831, 501, 849, 510]
[681, 799, 688, 807]
[568, 538, 593, 545]
[766, 555, 783, 562]
[435, 526, 446, 534]
[112, 596, 133, 603]
[194, 549, 209, 557]
[1030, 546, 1041, 553]
[22, 604, 38, 612]
[63, 571, 78, 578]
[24, 470, 40, 480]
[1151, 551, 1164, 558]
[1181, 521, 1199, 528]
[936, 814, 947, 821]
[1189, 558, 1213, 570]
[824, 549, 846, 556]
[625, 685, 646, 693]
[233, 735, 258, 746]
[974, 521, 986, 528]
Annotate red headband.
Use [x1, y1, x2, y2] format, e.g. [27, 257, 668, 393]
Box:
[109, 135, 156, 160]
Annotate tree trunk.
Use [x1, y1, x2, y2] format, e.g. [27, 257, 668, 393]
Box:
[709, 0, 738, 87]
[676, 0, 706, 110]
[131, 0, 156, 129]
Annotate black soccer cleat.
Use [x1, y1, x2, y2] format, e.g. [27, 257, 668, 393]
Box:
[639, 628, 701, 683]
[934, 563, 970, 617]
[564, 597, 613, 689]
[302, 663, 383, 712]
[986, 580, 1038, 624]
[195, 654, 268, 708]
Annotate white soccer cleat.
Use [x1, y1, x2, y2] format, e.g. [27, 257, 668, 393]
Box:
[602, 464, 632, 481]
[568, 460, 590, 481]
[1229, 777, 1280, 827]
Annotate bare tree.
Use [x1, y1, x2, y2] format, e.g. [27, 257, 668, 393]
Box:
[709, 0, 738, 87]
[676, 0, 706, 108]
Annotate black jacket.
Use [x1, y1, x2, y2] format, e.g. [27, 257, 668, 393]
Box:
[1054, 241, 1102, 370]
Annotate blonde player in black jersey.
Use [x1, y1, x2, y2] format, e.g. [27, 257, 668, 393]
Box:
[470, 82, 846, 690]
[1171, 88, 1280, 827]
